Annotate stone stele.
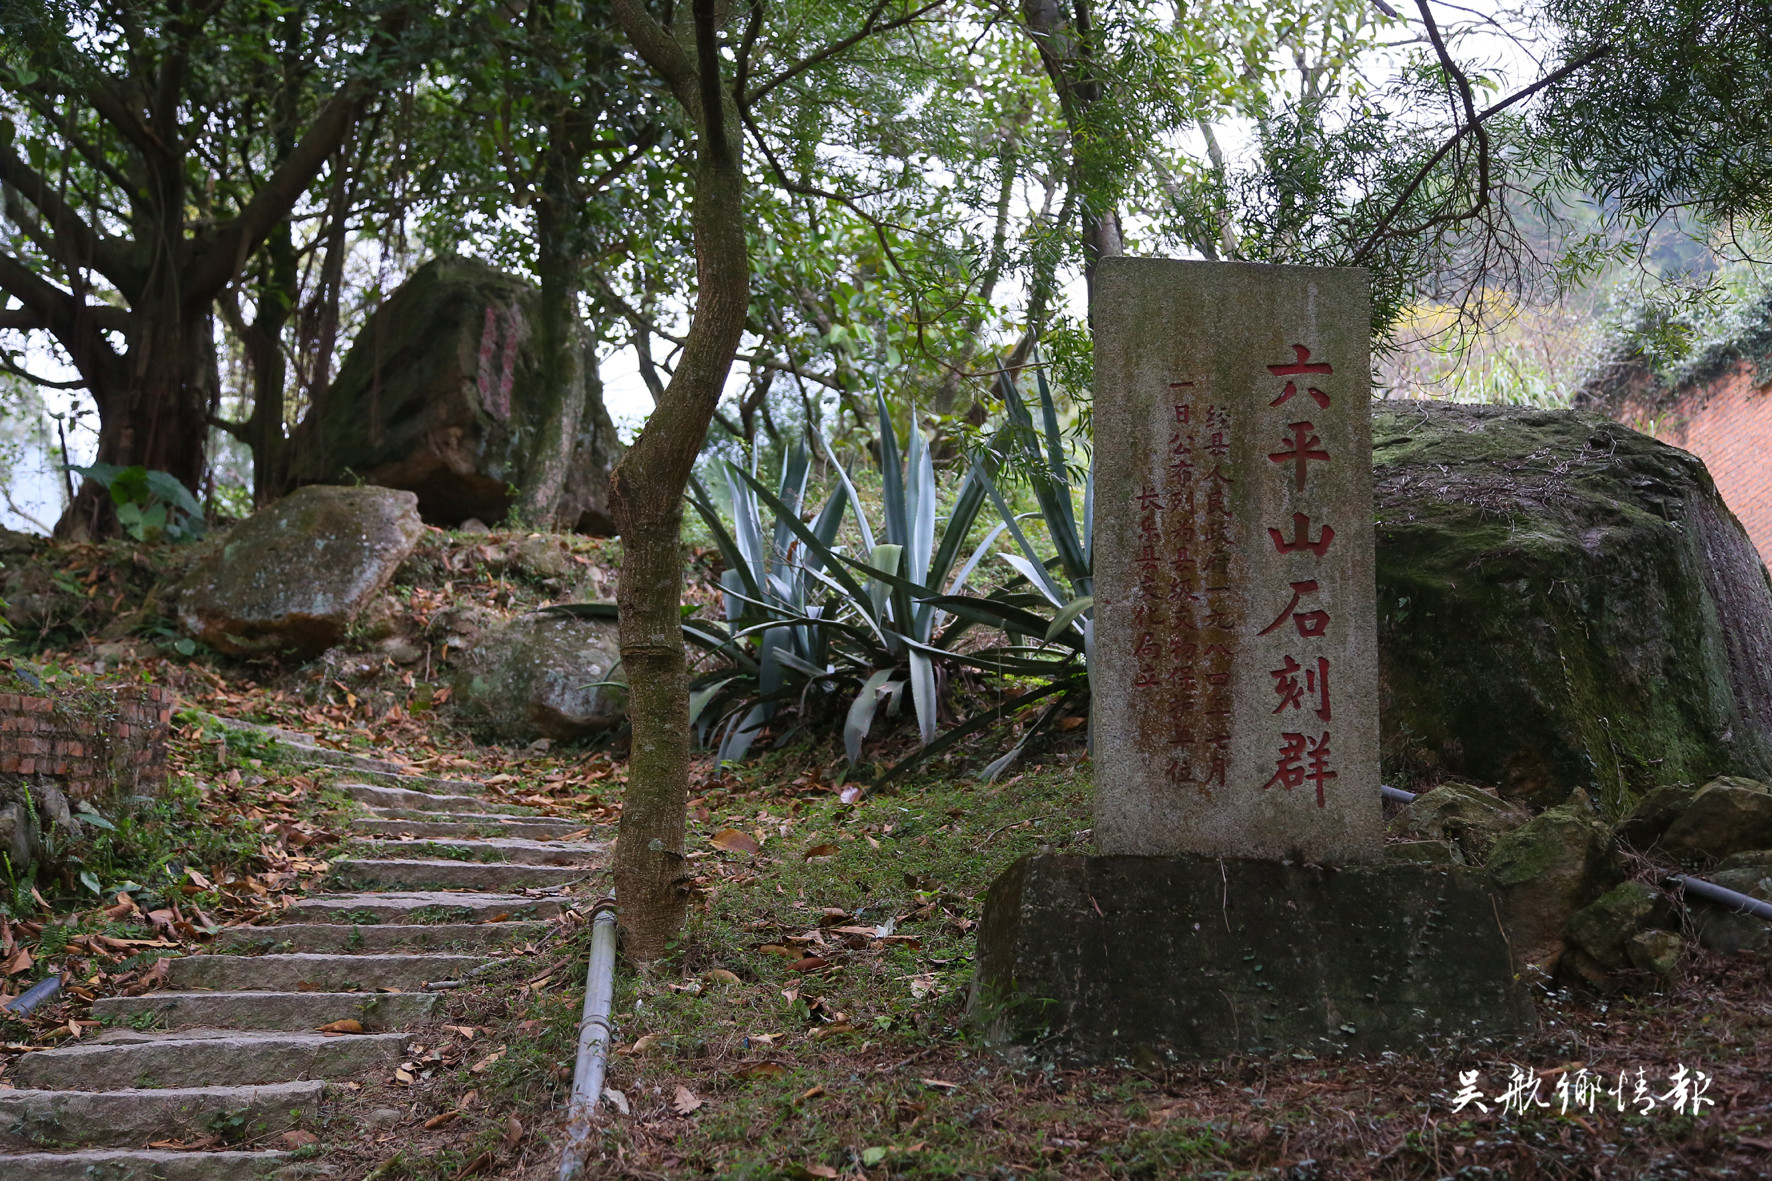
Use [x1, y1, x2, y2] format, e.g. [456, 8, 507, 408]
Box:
[1091, 256, 1382, 862]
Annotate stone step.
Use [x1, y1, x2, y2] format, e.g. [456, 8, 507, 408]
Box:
[345, 836, 605, 866]
[169, 952, 485, 993]
[351, 814, 587, 838]
[0, 1148, 288, 1180]
[285, 891, 564, 924]
[214, 921, 550, 954]
[91, 991, 436, 1031]
[328, 859, 596, 891]
[0, 1080, 323, 1149]
[344, 783, 532, 815]
[192, 713, 479, 791]
[10, 1030, 408, 1091]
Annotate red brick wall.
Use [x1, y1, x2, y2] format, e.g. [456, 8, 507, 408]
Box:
[1608, 363, 1772, 567]
[0, 683, 173, 801]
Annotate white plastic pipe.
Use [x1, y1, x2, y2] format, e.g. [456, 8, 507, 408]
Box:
[558, 895, 619, 1181]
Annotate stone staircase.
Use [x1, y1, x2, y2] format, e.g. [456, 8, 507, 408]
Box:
[1, 731, 607, 1179]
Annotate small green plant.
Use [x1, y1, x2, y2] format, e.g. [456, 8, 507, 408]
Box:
[69, 463, 205, 542]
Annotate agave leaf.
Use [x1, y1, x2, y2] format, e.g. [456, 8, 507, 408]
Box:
[908, 648, 936, 747]
[944, 521, 1008, 596]
[718, 704, 769, 765]
[730, 467, 877, 613]
[844, 668, 896, 764]
[875, 389, 909, 550]
[969, 461, 1069, 606]
[865, 543, 902, 624]
[927, 467, 990, 594]
[999, 552, 1067, 609]
[771, 441, 812, 565]
[817, 431, 876, 555]
[1044, 595, 1094, 641]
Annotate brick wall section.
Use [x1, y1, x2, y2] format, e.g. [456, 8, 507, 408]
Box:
[1604, 362, 1772, 567]
[0, 684, 173, 801]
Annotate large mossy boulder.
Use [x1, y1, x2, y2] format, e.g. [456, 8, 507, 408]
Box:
[177, 485, 424, 656]
[1388, 781, 1531, 864]
[452, 612, 627, 742]
[282, 256, 622, 534]
[1375, 402, 1772, 812]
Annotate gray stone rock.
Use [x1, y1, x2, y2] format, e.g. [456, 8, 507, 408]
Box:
[327, 858, 595, 891]
[1660, 776, 1772, 861]
[1716, 849, 1772, 872]
[1689, 867, 1772, 954]
[1486, 797, 1616, 971]
[972, 853, 1534, 1061]
[167, 952, 486, 993]
[1388, 782, 1530, 864]
[176, 486, 425, 657]
[1, 1149, 290, 1180]
[1566, 880, 1665, 970]
[285, 890, 563, 924]
[1615, 782, 1700, 850]
[1627, 929, 1683, 977]
[11, 1031, 408, 1091]
[451, 611, 626, 741]
[1374, 403, 1772, 812]
[0, 1080, 323, 1148]
[89, 990, 438, 1031]
[364, 1108, 404, 1130]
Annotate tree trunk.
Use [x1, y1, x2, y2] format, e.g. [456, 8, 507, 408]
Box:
[609, 0, 750, 962]
[61, 306, 217, 538]
[515, 132, 587, 528]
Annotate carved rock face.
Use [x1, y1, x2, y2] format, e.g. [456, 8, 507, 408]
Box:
[281, 256, 622, 534]
[176, 485, 425, 657]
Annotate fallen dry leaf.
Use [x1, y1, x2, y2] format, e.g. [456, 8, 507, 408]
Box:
[316, 1020, 366, 1034]
[423, 1111, 462, 1130]
[792, 1164, 839, 1179]
[672, 1085, 703, 1115]
[703, 969, 741, 984]
[920, 1077, 959, 1090]
[802, 844, 839, 861]
[621, 1032, 662, 1055]
[798, 1085, 826, 1101]
[734, 1061, 788, 1080]
[758, 944, 797, 959]
[710, 828, 761, 855]
[787, 956, 829, 973]
[453, 1151, 494, 1179]
[281, 1130, 319, 1148]
[1, 946, 30, 976]
[811, 1022, 855, 1040]
[394, 1067, 416, 1085]
[470, 1049, 505, 1073]
[503, 1115, 523, 1148]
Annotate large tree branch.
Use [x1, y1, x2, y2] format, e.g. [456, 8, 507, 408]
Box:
[611, 0, 700, 114]
[0, 146, 141, 293]
[181, 86, 363, 306]
[0, 256, 128, 394]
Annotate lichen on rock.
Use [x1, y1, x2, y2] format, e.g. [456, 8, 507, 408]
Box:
[451, 611, 627, 742]
[1374, 402, 1772, 814]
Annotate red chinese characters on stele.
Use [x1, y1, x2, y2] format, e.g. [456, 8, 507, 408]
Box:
[1260, 345, 1337, 807]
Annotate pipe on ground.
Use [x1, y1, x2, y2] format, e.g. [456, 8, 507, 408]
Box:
[2, 975, 60, 1016]
[557, 895, 619, 1181]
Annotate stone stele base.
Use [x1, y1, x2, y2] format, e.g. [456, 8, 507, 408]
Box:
[971, 854, 1535, 1062]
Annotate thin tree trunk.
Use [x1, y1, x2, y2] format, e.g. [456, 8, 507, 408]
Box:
[515, 130, 586, 528]
[609, 0, 750, 961]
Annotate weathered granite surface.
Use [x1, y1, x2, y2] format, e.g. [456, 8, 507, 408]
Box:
[971, 854, 1534, 1061]
[1091, 258, 1382, 862]
[176, 485, 424, 656]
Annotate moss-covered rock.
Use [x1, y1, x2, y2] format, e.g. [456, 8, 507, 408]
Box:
[1487, 796, 1616, 971]
[1660, 776, 1772, 861]
[176, 485, 424, 657]
[282, 256, 622, 534]
[1388, 782, 1530, 864]
[1626, 928, 1683, 977]
[452, 612, 627, 742]
[1567, 880, 1665, 970]
[1615, 782, 1700, 850]
[1375, 402, 1772, 813]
